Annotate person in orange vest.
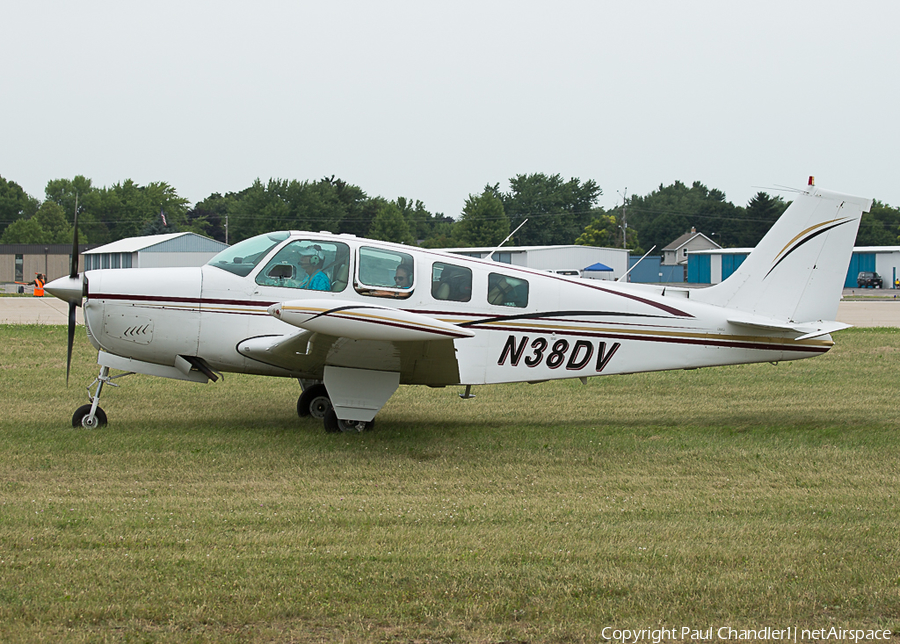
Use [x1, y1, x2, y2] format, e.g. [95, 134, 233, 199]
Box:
[27, 273, 46, 297]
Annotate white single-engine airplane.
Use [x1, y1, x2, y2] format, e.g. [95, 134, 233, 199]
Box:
[47, 180, 871, 432]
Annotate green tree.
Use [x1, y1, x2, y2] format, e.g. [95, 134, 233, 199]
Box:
[456, 186, 509, 247]
[575, 212, 618, 248]
[45, 176, 106, 242]
[195, 176, 445, 245]
[419, 221, 458, 248]
[394, 196, 450, 244]
[0, 176, 39, 237]
[856, 200, 900, 246]
[742, 192, 787, 247]
[0, 217, 47, 244]
[368, 201, 415, 244]
[187, 193, 229, 242]
[0, 200, 78, 244]
[140, 182, 189, 233]
[627, 181, 743, 253]
[91, 180, 188, 240]
[34, 201, 74, 243]
[501, 173, 601, 246]
[219, 177, 371, 243]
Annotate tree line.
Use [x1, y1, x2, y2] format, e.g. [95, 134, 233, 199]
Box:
[1, 173, 898, 252]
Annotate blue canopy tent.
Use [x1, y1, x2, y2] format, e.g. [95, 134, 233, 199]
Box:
[582, 261, 614, 280]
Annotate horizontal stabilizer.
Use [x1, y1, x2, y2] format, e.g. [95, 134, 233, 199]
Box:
[727, 314, 851, 340]
[269, 298, 475, 341]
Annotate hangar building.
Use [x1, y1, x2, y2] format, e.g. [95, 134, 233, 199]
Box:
[686, 246, 900, 288]
[442, 244, 629, 280]
[83, 232, 228, 270]
[0, 243, 93, 288]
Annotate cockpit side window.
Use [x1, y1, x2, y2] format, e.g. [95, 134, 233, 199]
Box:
[355, 246, 414, 299]
[256, 240, 351, 292]
[488, 273, 528, 307]
[432, 262, 472, 302]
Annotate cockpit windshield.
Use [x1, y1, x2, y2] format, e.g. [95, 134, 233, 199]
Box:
[206, 232, 290, 277]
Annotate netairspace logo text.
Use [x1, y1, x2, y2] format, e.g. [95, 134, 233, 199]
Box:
[600, 626, 893, 643]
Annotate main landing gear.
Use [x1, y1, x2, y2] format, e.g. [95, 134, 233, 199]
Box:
[297, 383, 333, 420]
[297, 381, 375, 434]
[71, 365, 133, 428]
[323, 408, 374, 433]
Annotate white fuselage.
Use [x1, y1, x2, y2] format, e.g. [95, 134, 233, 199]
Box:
[81, 233, 832, 388]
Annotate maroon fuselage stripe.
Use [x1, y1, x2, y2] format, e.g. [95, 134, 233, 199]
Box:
[91, 293, 820, 353]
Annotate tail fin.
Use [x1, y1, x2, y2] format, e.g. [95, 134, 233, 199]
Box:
[693, 185, 872, 323]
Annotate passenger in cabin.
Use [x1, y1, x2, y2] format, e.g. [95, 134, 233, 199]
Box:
[394, 263, 413, 289]
[297, 247, 331, 291]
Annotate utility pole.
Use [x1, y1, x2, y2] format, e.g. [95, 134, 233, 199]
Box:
[618, 188, 628, 249]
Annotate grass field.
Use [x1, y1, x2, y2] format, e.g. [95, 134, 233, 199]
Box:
[1, 324, 899, 643]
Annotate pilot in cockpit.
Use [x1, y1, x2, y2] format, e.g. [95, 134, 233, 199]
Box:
[296, 247, 331, 291]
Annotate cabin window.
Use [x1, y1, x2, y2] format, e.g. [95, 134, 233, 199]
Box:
[14, 254, 23, 282]
[207, 232, 290, 277]
[488, 273, 528, 308]
[431, 262, 472, 302]
[355, 246, 414, 299]
[256, 240, 351, 292]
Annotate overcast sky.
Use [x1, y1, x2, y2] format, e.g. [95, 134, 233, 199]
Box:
[3, 0, 897, 218]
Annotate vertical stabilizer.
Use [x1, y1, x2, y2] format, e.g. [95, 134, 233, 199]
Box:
[692, 185, 872, 323]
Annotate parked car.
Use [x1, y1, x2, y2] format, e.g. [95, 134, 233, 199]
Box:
[857, 271, 883, 288]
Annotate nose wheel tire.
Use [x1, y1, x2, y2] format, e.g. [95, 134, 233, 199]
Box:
[297, 384, 332, 419]
[72, 404, 108, 428]
[323, 408, 374, 433]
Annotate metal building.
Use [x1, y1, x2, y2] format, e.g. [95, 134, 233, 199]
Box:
[83, 233, 228, 270]
[0, 243, 93, 290]
[441, 244, 629, 280]
[687, 246, 900, 288]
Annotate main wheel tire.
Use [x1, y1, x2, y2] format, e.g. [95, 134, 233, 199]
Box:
[323, 408, 374, 434]
[72, 404, 108, 428]
[297, 384, 331, 419]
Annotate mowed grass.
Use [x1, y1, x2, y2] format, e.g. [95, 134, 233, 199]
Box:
[1, 325, 899, 643]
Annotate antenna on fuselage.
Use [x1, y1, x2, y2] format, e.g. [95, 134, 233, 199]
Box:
[487, 219, 527, 262]
[616, 245, 656, 283]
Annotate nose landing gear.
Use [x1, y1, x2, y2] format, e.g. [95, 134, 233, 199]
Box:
[71, 365, 133, 428]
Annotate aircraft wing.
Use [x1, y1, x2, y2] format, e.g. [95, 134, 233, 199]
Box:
[237, 299, 468, 384]
[268, 298, 475, 341]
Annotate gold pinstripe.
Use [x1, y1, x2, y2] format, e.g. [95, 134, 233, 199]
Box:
[773, 217, 850, 263]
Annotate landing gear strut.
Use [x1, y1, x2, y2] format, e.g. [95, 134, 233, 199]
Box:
[71, 365, 132, 428]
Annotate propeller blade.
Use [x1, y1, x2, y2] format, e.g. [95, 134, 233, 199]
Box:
[66, 199, 79, 385]
[70, 199, 79, 278]
[66, 301, 76, 386]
